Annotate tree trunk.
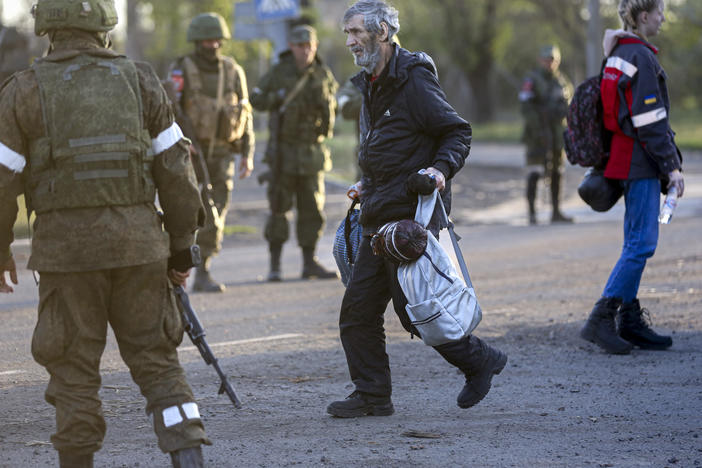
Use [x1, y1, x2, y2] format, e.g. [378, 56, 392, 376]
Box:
[586, 0, 602, 77]
[126, 0, 143, 61]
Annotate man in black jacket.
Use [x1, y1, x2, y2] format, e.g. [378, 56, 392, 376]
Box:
[327, 0, 508, 418]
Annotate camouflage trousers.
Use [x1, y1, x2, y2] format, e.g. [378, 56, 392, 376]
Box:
[32, 260, 210, 455]
[196, 146, 236, 259]
[265, 171, 325, 248]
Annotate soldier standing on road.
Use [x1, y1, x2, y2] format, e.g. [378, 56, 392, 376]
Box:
[167, 12, 255, 293]
[251, 25, 339, 282]
[327, 0, 507, 418]
[580, 0, 683, 355]
[0, 1, 210, 466]
[519, 44, 574, 225]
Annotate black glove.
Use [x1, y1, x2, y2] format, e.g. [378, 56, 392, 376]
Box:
[407, 172, 437, 195]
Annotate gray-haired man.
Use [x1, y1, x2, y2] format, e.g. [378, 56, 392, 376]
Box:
[327, 0, 507, 417]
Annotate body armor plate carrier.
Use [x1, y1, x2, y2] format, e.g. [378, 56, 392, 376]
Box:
[28, 52, 154, 213]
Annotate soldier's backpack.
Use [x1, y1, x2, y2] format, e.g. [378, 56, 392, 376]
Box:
[563, 74, 611, 168]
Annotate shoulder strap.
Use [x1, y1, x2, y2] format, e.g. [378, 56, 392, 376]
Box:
[280, 68, 313, 113]
[182, 56, 202, 92]
[415, 190, 475, 288]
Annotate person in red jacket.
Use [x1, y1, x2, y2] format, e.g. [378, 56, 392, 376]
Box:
[580, 0, 684, 355]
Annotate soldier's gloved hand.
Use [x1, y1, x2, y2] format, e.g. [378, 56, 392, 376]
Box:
[0, 256, 18, 294]
[421, 167, 446, 192]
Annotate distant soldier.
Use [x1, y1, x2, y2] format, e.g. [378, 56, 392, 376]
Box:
[251, 25, 339, 282]
[167, 12, 255, 293]
[0, 21, 30, 82]
[0, 1, 210, 466]
[519, 44, 574, 224]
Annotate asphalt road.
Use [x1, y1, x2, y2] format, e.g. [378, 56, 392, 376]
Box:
[1, 143, 701, 467]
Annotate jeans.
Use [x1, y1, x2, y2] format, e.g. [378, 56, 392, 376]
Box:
[602, 177, 660, 302]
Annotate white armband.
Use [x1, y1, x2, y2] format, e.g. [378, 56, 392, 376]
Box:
[0, 141, 26, 173]
[151, 122, 184, 155]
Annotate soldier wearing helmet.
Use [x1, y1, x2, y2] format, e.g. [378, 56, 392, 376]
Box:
[519, 44, 574, 224]
[0, 1, 210, 466]
[167, 12, 255, 293]
[251, 24, 339, 282]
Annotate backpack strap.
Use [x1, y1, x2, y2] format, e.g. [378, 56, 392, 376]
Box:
[344, 198, 359, 265]
[415, 190, 476, 289]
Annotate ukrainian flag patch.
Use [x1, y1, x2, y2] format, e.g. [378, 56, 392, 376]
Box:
[644, 94, 657, 105]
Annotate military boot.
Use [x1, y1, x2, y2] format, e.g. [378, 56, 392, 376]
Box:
[435, 335, 508, 409]
[580, 297, 633, 354]
[58, 451, 93, 468]
[193, 257, 225, 293]
[170, 446, 204, 468]
[550, 172, 573, 223]
[617, 299, 673, 350]
[526, 172, 539, 225]
[326, 390, 394, 418]
[268, 243, 282, 282]
[301, 247, 338, 280]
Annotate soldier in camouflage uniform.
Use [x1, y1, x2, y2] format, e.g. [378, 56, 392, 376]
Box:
[0, 1, 209, 466]
[251, 25, 339, 282]
[519, 45, 574, 224]
[167, 13, 255, 293]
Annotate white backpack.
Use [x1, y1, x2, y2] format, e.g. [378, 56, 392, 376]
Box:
[397, 190, 482, 346]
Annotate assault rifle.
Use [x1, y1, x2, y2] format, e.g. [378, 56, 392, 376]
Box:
[169, 245, 242, 408]
[161, 80, 223, 231]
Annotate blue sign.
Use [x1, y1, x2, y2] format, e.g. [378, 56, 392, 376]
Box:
[254, 0, 300, 21]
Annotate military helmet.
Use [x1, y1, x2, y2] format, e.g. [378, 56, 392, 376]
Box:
[187, 12, 231, 42]
[32, 0, 118, 36]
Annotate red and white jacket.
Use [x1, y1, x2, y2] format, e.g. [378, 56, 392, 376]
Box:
[600, 29, 681, 180]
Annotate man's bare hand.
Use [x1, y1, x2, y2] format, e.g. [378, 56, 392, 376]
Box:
[668, 169, 684, 197]
[347, 181, 362, 200]
[238, 157, 254, 179]
[0, 257, 18, 294]
[423, 167, 446, 192]
[168, 268, 191, 287]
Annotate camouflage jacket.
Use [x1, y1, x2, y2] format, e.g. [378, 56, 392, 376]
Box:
[167, 52, 254, 163]
[519, 66, 573, 147]
[251, 51, 337, 175]
[0, 34, 204, 272]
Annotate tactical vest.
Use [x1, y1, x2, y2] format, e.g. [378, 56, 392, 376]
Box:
[181, 56, 248, 144]
[28, 52, 154, 214]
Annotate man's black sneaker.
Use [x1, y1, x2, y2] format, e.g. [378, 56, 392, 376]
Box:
[326, 391, 394, 418]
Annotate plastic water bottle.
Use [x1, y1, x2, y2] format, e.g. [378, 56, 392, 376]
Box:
[658, 186, 678, 224]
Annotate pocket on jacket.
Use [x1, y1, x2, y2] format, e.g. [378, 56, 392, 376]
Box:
[31, 287, 70, 366]
[163, 281, 185, 347]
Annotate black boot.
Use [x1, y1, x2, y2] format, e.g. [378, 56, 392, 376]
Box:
[193, 256, 225, 293]
[526, 172, 539, 225]
[550, 172, 573, 223]
[435, 335, 508, 409]
[268, 243, 282, 282]
[326, 390, 394, 418]
[58, 452, 94, 468]
[301, 247, 338, 280]
[618, 299, 673, 350]
[580, 297, 633, 354]
[170, 446, 204, 468]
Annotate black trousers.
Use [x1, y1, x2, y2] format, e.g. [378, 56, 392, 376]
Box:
[339, 236, 419, 397]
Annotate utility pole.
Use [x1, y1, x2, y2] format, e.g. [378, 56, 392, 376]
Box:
[586, 0, 602, 77]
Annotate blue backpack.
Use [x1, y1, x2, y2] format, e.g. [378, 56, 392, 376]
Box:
[333, 199, 362, 287]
